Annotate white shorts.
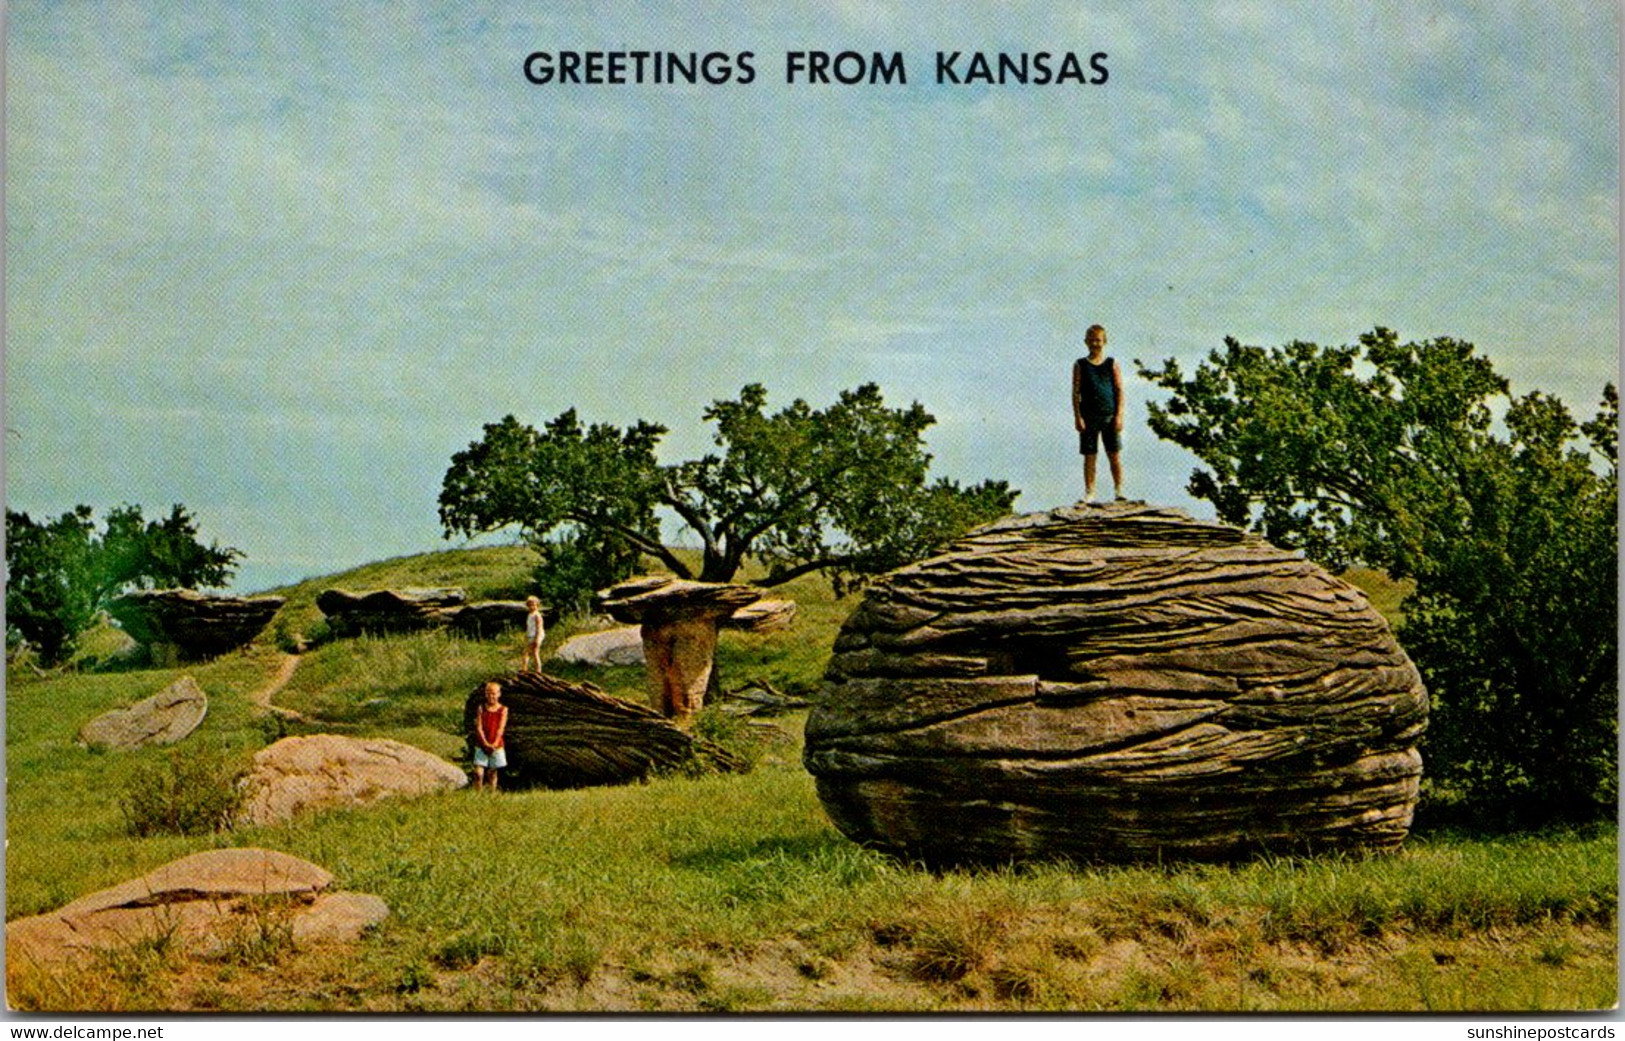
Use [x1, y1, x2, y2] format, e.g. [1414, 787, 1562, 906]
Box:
[473, 746, 507, 769]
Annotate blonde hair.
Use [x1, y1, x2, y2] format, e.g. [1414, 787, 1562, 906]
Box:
[526, 596, 541, 609]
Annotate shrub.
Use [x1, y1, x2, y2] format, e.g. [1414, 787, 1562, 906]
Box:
[119, 743, 248, 837]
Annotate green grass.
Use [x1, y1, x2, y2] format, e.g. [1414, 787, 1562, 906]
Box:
[5, 547, 1615, 1012]
[1341, 566, 1414, 627]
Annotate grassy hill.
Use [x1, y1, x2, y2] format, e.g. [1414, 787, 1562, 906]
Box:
[4, 548, 1613, 1012]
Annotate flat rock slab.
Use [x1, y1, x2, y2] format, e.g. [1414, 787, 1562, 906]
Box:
[803, 502, 1429, 866]
[552, 625, 646, 666]
[6, 849, 387, 968]
[464, 672, 744, 788]
[77, 675, 208, 750]
[594, 575, 763, 624]
[720, 599, 798, 633]
[243, 734, 468, 825]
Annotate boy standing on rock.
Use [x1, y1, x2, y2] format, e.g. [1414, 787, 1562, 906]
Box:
[1072, 323, 1125, 502]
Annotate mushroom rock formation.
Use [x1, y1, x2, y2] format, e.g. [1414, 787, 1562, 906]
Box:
[106, 589, 285, 665]
[803, 502, 1428, 866]
[593, 576, 765, 726]
[461, 672, 744, 788]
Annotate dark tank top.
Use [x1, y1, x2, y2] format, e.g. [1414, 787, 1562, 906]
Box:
[1076, 356, 1118, 418]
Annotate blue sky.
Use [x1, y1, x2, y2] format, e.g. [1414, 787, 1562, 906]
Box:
[6, 3, 1618, 593]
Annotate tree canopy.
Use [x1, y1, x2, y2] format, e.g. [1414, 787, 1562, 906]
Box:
[439, 383, 1018, 608]
[6, 503, 243, 665]
[1138, 329, 1617, 825]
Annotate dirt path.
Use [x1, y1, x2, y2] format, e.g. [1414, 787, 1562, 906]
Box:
[251, 653, 309, 721]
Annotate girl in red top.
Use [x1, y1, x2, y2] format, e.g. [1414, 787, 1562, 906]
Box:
[473, 681, 509, 791]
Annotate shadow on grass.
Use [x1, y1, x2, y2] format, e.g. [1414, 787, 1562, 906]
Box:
[668, 831, 862, 873]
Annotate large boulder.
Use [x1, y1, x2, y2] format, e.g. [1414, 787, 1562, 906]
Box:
[77, 675, 208, 749]
[242, 734, 468, 825]
[106, 589, 285, 664]
[803, 503, 1428, 866]
[5, 849, 387, 968]
[462, 672, 744, 789]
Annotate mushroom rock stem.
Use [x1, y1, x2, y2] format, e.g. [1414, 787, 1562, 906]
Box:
[640, 615, 721, 726]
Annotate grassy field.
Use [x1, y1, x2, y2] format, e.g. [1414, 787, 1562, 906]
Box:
[5, 548, 1615, 1012]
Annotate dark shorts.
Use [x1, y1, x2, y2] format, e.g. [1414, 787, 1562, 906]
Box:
[1079, 422, 1120, 456]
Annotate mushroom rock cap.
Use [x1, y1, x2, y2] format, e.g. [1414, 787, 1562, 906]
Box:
[594, 575, 764, 625]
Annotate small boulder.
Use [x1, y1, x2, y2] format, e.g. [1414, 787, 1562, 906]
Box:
[78, 675, 208, 750]
[291, 892, 392, 945]
[552, 625, 646, 667]
[243, 734, 468, 825]
[6, 849, 386, 968]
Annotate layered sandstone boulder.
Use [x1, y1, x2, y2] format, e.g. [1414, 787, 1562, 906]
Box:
[803, 503, 1428, 865]
[242, 734, 468, 825]
[463, 672, 744, 788]
[78, 675, 208, 749]
[106, 589, 284, 665]
[6, 849, 388, 968]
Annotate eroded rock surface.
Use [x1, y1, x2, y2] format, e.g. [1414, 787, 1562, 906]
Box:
[78, 675, 208, 749]
[106, 589, 285, 664]
[803, 503, 1428, 865]
[6, 849, 387, 968]
[243, 734, 467, 825]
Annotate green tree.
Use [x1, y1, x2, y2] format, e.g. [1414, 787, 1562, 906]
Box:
[1139, 329, 1616, 826]
[439, 383, 1018, 607]
[5, 504, 242, 665]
